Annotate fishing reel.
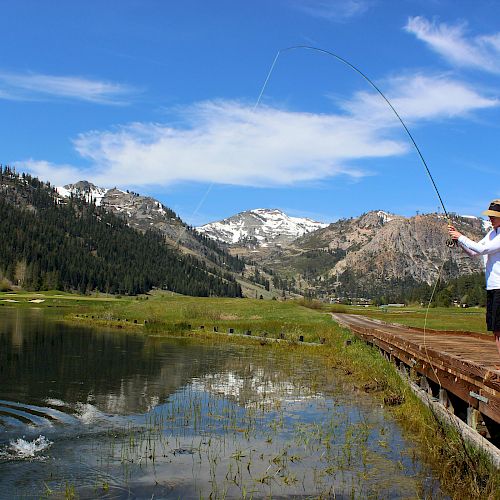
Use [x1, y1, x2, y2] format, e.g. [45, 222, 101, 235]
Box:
[446, 238, 456, 248]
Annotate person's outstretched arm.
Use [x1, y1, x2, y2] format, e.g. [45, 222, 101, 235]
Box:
[458, 231, 500, 256]
[448, 224, 484, 257]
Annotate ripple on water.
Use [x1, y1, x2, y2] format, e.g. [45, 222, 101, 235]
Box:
[74, 402, 106, 424]
[0, 399, 80, 428]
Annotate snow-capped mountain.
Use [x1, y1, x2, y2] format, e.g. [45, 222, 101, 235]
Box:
[56, 181, 108, 206]
[196, 208, 328, 247]
[56, 181, 200, 245]
[55, 180, 246, 280]
[266, 210, 489, 289]
[57, 181, 179, 234]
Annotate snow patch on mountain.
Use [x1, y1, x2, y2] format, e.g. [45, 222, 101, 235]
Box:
[376, 210, 394, 224]
[196, 208, 328, 246]
[56, 181, 111, 206]
[461, 215, 492, 233]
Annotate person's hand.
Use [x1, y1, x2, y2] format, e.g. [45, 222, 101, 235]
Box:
[448, 224, 462, 240]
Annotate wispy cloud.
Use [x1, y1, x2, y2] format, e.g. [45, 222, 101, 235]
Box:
[22, 74, 498, 189]
[0, 71, 137, 104]
[340, 74, 498, 122]
[18, 160, 84, 186]
[292, 0, 371, 22]
[405, 16, 500, 74]
[69, 100, 399, 187]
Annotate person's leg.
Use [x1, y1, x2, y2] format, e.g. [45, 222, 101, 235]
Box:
[491, 290, 500, 358]
[485, 290, 500, 362]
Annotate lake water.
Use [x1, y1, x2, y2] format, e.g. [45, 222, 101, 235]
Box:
[0, 307, 446, 498]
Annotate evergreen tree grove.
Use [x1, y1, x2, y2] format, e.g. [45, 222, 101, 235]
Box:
[0, 167, 242, 297]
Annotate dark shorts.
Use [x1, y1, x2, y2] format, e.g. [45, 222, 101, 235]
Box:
[486, 289, 500, 332]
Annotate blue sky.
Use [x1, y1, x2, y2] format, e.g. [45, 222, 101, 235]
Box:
[1, 0, 500, 225]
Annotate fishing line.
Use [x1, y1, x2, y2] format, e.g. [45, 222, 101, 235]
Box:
[422, 254, 448, 388]
[255, 45, 454, 388]
[256, 45, 452, 222]
[256, 49, 494, 472]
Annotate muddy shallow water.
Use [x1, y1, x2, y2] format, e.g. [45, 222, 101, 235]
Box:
[0, 307, 446, 498]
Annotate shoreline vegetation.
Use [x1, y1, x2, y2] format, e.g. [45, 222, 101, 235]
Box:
[2, 290, 499, 498]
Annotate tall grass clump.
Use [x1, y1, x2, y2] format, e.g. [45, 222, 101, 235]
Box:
[294, 298, 325, 310]
[328, 304, 350, 314]
[0, 277, 12, 292]
[319, 325, 500, 499]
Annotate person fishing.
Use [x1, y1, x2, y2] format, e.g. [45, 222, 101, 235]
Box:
[448, 200, 500, 359]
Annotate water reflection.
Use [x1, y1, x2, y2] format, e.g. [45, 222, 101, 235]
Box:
[0, 307, 445, 499]
[0, 308, 233, 415]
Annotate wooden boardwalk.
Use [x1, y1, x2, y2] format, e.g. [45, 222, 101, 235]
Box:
[332, 313, 500, 434]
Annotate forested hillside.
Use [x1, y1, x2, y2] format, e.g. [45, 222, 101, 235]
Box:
[58, 180, 246, 275]
[365, 271, 486, 307]
[0, 167, 242, 297]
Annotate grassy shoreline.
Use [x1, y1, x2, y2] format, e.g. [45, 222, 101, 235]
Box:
[1, 291, 499, 497]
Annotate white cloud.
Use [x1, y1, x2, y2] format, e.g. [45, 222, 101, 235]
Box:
[405, 16, 500, 73]
[292, 0, 371, 21]
[341, 74, 498, 122]
[0, 71, 136, 104]
[19, 159, 84, 186]
[68, 100, 401, 188]
[20, 73, 498, 189]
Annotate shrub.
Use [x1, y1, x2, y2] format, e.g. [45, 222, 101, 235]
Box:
[0, 278, 12, 292]
[295, 298, 324, 310]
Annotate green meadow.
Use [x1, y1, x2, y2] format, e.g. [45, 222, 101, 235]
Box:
[1, 291, 344, 343]
[328, 303, 489, 334]
[1, 291, 489, 336]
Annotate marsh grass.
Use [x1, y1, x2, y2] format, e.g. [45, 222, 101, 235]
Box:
[309, 324, 500, 499]
[82, 346, 441, 499]
[7, 291, 499, 497]
[61, 294, 345, 344]
[138, 322, 500, 497]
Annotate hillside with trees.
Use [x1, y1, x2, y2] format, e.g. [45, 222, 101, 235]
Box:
[0, 167, 242, 297]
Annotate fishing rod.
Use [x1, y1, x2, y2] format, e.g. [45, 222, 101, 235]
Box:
[258, 49, 482, 442]
[256, 45, 453, 232]
[257, 53, 494, 471]
[256, 45, 458, 392]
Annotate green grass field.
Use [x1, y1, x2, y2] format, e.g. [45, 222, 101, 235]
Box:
[76, 293, 346, 344]
[0, 291, 489, 336]
[0, 291, 343, 342]
[327, 303, 489, 334]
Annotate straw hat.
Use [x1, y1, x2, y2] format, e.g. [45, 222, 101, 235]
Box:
[482, 199, 500, 217]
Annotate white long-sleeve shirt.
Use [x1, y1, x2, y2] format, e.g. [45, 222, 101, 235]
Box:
[458, 227, 500, 290]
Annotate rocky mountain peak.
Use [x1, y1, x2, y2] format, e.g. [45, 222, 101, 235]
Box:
[264, 211, 490, 296]
[58, 180, 109, 206]
[196, 208, 328, 247]
[56, 180, 198, 249]
[357, 210, 400, 229]
[68, 180, 97, 192]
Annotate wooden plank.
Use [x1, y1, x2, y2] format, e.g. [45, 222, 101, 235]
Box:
[332, 313, 500, 424]
[339, 314, 500, 392]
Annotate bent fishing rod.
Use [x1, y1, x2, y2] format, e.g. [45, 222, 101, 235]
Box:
[256, 45, 454, 242]
[256, 45, 461, 391]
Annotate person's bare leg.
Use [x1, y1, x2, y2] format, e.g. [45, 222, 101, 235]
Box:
[494, 331, 500, 372]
